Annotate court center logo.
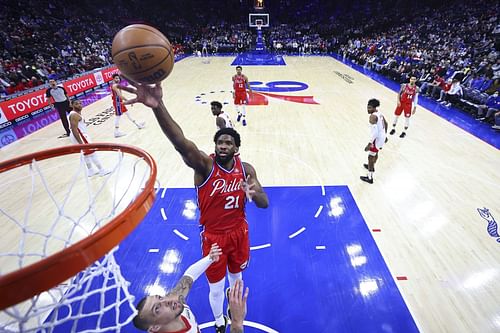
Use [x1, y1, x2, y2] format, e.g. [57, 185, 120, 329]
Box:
[195, 80, 319, 106]
[477, 207, 500, 243]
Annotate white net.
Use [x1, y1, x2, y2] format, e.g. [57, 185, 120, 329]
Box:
[0, 146, 155, 332]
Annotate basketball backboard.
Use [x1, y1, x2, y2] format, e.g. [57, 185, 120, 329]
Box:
[249, 13, 269, 28]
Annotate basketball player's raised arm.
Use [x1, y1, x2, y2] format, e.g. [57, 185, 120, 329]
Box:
[242, 162, 268, 208]
[117, 80, 212, 174]
[170, 244, 221, 302]
[69, 113, 84, 144]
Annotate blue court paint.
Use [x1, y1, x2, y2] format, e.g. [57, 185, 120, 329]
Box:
[329, 53, 500, 149]
[47, 186, 419, 332]
[231, 52, 286, 66]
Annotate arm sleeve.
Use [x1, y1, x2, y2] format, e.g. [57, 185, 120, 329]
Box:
[183, 255, 213, 282]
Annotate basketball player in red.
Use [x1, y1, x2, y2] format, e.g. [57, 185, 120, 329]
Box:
[389, 75, 419, 138]
[232, 66, 252, 126]
[111, 74, 145, 138]
[118, 79, 268, 333]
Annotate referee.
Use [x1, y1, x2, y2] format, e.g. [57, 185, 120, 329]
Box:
[46, 79, 71, 138]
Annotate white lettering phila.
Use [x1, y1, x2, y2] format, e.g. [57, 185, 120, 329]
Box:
[209, 178, 241, 197]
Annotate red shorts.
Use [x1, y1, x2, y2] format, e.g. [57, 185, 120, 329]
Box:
[114, 102, 128, 115]
[234, 91, 248, 105]
[201, 223, 250, 283]
[394, 103, 412, 117]
[369, 142, 379, 153]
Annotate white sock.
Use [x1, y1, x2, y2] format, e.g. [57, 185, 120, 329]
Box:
[405, 117, 410, 128]
[209, 278, 226, 326]
[368, 171, 373, 179]
[89, 153, 103, 170]
[227, 271, 242, 289]
[114, 116, 121, 132]
[393, 116, 400, 127]
[235, 105, 240, 115]
[241, 105, 246, 117]
[83, 156, 93, 170]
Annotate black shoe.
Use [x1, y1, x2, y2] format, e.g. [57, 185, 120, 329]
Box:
[399, 132, 406, 138]
[215, 315, 229, 333]
[58, 133, 69, 138]
[389, 129, 396, 135]
[360, 176, 373, 184]
[225, 288, 232, 320]
[363, 163, 369, 170]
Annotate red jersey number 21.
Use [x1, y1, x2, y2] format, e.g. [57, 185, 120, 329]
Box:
[224, 195, 240, 209]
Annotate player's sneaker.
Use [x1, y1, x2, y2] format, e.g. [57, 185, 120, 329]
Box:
[136, 121, 146, 129]
[87, 168, 99, 177]
[360, 176, 373, 184]
[99, 169, 112, 177]
[236, 113, 242, 122]
[363, 164, 369, 170]
[399, 132, 406, 138]
[389, 129, 396, 135]
[242, 119, 247, 126]
[214, 315, 228, 333]
[114, 131, 127, 138]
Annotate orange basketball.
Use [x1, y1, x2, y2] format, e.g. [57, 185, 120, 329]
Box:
[112, 24, 174, 84]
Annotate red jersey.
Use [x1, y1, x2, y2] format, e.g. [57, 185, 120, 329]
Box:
[111, 83, 127, 114]
[233, 75, 247, 93]
[196, 154, 247, 233]
[400, 84, 417, 104]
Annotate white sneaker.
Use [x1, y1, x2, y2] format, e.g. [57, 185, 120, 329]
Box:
[87, 168, 98, 177]
[136, 121, 146, 129]
[492, 125, 500, 130]
[114, 131, 127, 138]
[99, 169, 112, 177]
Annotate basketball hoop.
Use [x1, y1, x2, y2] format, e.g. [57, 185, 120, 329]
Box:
[0, 143, 157, 332]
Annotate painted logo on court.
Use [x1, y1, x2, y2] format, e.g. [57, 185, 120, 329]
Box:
[195, 80, 319, 106]
[248, 81, 319, 105]
[477, 207, 500, 243]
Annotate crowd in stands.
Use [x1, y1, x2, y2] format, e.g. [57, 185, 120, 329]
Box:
[1, 0, 498, 128]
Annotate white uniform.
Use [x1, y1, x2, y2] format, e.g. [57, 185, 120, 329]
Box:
[217, 112, 234, 129]
[174, 305, 200, 333]
[68, 110, 90, 144]
[372, 111, 386, 149]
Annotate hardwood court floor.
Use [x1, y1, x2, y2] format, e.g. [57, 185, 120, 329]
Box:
[1, 56, 499, 333]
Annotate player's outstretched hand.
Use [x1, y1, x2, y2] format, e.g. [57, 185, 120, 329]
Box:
[228, 279, 249, 332]
[240, 175, 256, 202]
[116, 76, 163, 109]
[209, 243, 222, 262]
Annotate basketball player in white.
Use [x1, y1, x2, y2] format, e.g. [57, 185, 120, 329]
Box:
[132, 244, 249, 333]
[68, 100, 110, 177]
[211, 101, 234, 129]
[361, 98, 387, 184]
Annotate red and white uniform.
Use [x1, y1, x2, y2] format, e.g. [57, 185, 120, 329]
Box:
[232, 75, 248, 105]
[196, 154, 249, 282]
[160, 305, 200, 333]
[394, 84, 417, 117]
[217, 112, 234, 129]
[111, 83, 128, 115]
[68, 111, 93, 155]
[369, 111, 386, 153]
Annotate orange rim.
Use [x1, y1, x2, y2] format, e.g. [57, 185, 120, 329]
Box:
[0, 143, 157, 310]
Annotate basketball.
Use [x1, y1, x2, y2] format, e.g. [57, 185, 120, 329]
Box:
[111, 24, 174, 84]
